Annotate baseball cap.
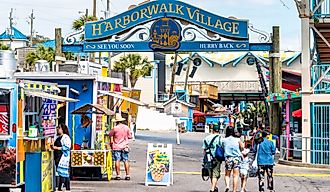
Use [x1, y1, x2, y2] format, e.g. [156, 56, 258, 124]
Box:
[213, 123, 220, 131]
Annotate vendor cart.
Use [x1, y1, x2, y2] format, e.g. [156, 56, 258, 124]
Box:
[70, 104, 115, 181]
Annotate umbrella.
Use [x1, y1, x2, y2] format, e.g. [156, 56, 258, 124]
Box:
[193, 110, 205, 117]
[292, 109, 302, 118]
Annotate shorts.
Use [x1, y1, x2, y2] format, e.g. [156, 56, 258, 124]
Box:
[242, 130, 251, 136]
[211, 161, 222, 179]
[113, 150, 129, 162]
[240, 168, 248, 178]
[225, 157, 241, 171]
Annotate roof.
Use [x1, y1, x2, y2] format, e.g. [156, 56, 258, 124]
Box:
[71, 104, 115, 115]
[163, 96, 196, 108]
[0, 27, 28, 41]
[25, 90, 79, 102]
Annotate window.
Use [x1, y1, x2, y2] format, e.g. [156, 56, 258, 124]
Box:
[24, 96, 43, 131]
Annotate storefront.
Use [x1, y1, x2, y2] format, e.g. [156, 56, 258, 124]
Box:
[0, 80, 77, 191]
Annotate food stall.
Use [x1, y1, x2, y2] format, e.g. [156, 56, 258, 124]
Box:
[70, 104, 114, 180]
[0, 79, 77, 191]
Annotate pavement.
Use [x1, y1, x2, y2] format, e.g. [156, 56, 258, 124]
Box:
[71, 131, 330, 192]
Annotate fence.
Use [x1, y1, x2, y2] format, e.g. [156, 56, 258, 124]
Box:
[280, 135, 330, 165]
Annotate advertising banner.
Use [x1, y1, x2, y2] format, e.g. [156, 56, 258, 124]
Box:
[42, 99, 57, 136]
[41, 152, 53, 192]
[0, 147, 16, 185]
[145, 143, 173, 186]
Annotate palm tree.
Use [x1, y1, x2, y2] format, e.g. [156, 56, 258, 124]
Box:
[72, 15, 98, 31]
[113, 54, 153, 88]
[25, 45, 55, 70]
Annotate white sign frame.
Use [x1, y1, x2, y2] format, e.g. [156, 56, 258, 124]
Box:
[145, 143, 173, 186]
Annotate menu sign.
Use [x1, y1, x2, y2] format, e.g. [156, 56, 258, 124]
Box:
[42, 99, 57, 136]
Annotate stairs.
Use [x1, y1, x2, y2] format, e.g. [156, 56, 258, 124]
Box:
[136, 106, 177, 131]
[315, 23, 330, 63]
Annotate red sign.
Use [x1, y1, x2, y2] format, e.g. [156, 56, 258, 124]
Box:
[0, 113, 9, 135]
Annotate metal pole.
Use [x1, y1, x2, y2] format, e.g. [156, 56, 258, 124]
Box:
[107, 0, 112, 77]
[29, 10, 35, 47]
[184, 52, 193, 98]
[55, 28, 62, 72]
[169, 52, 178, 97]
[9, 8, 13, 49]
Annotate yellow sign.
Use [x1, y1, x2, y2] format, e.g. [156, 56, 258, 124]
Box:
[41, 151, 53, 192]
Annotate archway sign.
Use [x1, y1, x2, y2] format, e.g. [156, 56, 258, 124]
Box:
[63, 0, 272, 53]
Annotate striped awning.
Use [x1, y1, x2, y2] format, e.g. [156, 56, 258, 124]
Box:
[25, 91, 78, 102]
[98, 90, 146, 106]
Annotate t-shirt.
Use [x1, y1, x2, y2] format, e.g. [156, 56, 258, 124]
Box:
[202, 134, 222, 157]
[109, 123, 132, 151]
[222, 136, 242, 158]
[240, 156, 252, 170]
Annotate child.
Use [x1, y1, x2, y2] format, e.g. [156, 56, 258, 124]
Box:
[240, 148, 251, 192]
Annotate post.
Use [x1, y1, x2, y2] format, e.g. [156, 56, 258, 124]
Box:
[29, 10, 35, 47]
[169, 52, 178, 97]
[107, 0, 112, 77]
[285, 100, 291, 159]
[300, 0, 311, 164]
[55, 28, 62, 72]
[269, 26, 282, 136]
[93, 0, 97, 18]
[9, 8, 13, 49]
[184, 52, 193, 94]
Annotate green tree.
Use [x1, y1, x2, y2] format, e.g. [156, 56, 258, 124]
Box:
[113, 54, 153, 88]
[72, 15, 98, 31]
[25, 45, 55, 67]
[0, 43, 10, 50]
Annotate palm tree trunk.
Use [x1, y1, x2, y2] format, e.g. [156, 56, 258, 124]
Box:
[130, 75, 138, 88]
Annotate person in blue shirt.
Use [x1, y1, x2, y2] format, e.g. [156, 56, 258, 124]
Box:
[254, 131, 276, 192]
[222, 126, 244, 192]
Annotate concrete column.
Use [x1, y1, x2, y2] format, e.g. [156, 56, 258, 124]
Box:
[301, 14, 311, 163]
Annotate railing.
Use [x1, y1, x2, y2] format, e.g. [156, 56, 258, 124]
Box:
[311, 64, 330, 93]
[172, 80, 261, 94]
[312, 0, 330, 18]
[157, 93, 170, 103]
[280, 135, 330, 165]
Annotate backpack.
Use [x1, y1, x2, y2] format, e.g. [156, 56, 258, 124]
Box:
[202, 135, 222, 181]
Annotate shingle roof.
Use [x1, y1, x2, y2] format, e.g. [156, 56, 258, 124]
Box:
[0, 27, 28, 40]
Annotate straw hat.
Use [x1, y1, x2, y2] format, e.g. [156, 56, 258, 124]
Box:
[112, 113, 126, 122]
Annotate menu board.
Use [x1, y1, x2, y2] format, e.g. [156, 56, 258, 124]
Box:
[145, 143, 173, 186]
[42, 99, 57, 136]
[71, 150, 106, 167]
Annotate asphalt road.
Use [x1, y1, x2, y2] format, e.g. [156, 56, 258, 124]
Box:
[71, 131, 330, 192]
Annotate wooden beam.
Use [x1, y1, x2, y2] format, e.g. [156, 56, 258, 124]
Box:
[269, 26, 282, 135]
[312, 25, 330, 48]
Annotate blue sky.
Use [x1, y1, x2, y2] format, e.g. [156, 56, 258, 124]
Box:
[0, 0, 300, 51]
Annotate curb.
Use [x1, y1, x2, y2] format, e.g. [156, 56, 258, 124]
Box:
[278, 159, 330, 169]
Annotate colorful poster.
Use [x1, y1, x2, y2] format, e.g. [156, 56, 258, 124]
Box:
[145, 143, 173, 186]
[41, 152, 53, 192]
[42, 99, 57, 136]
[71, 150, 106, 167]
[0, 147, 16, 184]
[0, 104, 9, 135]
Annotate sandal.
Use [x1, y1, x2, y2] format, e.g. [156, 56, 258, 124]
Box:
[125, 175, 131, 180]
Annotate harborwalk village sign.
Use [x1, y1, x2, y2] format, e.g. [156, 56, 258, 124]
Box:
[64, 0, 272, 52]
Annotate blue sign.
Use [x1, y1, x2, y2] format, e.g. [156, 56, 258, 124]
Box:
[83, 41, 255, 52]
[149, 18, 182, 51]
[85, 0, 248, 41]
[83, 41, 272, 52]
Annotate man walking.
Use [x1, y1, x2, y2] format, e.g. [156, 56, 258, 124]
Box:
[202, 123, 223, 192]
[255, 131, 276, 192]
[109, 113, 132, 180]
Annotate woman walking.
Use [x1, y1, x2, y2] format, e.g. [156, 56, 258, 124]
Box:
[52, 124, 72, 192]
[255, 131, 276, 192]
[223, 126, 244, 192]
